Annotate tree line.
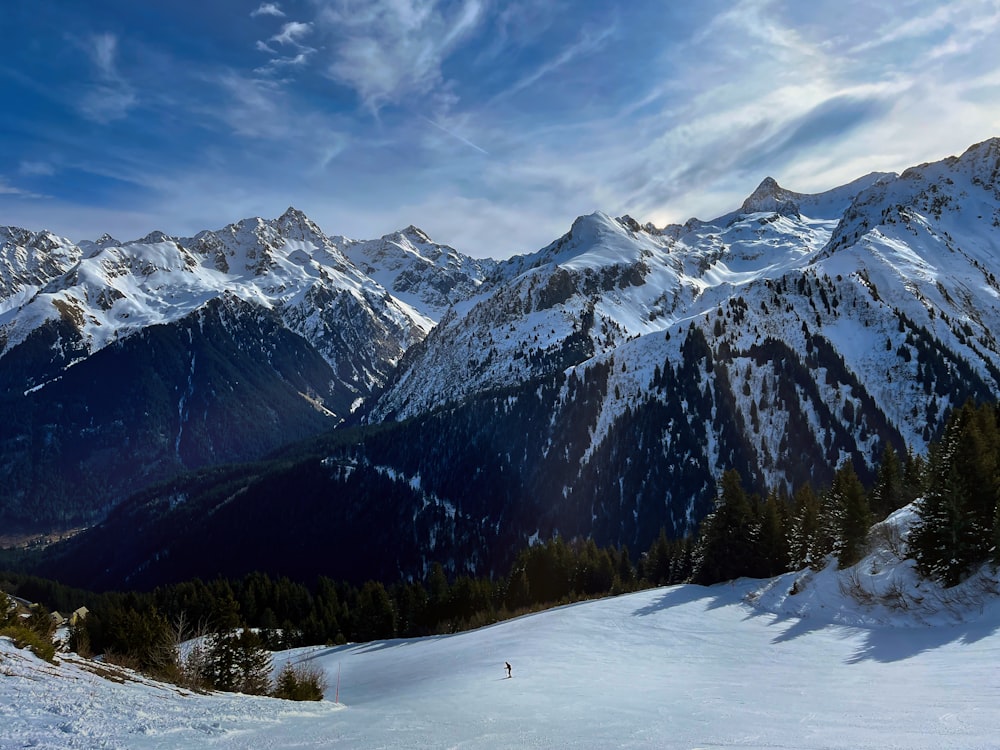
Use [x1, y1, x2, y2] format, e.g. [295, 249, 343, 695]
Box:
[3, 400, 998, 694]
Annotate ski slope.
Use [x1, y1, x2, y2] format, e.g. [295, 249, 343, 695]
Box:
[4, 567, 1000, 748]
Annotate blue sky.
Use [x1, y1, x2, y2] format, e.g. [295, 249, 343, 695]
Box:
[2, 1, 999, 258]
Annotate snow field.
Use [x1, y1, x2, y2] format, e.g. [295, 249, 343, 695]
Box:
[5, 555, 1000, 749]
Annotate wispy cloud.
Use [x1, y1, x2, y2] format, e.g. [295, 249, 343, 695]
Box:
[489, 23, 617, 105]
[254, 19, 315, 76]
[314, 0, 488, 112]
[420, 116, 488, 155]
[18, 160, 57, 177]
[77, 32, 137, 123]
[251, 2, 286, 18]
[0, 176, 45, 199]
[270, 21, 313, 47]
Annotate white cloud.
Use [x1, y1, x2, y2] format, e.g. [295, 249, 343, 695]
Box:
[254, 51, 314, 76]
[270, 21, 313, 47]
[488, 23, 616, 105]
[78, 85, 138, 124]
[77, 32, 137, 123]
[251, 3, 286, 18]
[0, 177, 44, 199]
[313, 0, 488, 112]
[18, 161, 56, 177]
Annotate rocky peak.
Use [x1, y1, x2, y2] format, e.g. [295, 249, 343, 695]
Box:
[616, 215, 643, 233]
[740, 176, 801, 216]
[137, 230, 173, 245]
[401, 225, 432, 245]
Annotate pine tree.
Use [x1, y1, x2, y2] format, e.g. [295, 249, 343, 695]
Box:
[912, 402, 1000, 585]
[787, 484, 821, 570]
[870, 443, 904, 520]
[755, 489, 789, 577]
[205, 629, 272, 694]
[693, 470, 757, 584]
[912, 459, 971, 586]
[832, 461, 872, 568]
[353, 581, 396, 642]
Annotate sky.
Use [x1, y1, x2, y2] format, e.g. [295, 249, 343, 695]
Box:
[2, 1, 1000, 258]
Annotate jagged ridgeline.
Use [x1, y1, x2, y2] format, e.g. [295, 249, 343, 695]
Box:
[5, 138, 1000, 589]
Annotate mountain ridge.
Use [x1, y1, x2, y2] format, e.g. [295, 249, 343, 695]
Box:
[3, 139, 1000, 577]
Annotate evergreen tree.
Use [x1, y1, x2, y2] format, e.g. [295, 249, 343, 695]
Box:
[640, 528, 672, 585]
[787, 484, 821, 570]
[950, 402, 1000, 563]
[1, 592, 17, 628]
[205, 629, 272, 694]
[901, 447, 926, 506]
[911, 402, 1000, 585]
[755, 489, 789, 577]
[353, 581, 396, 642]
[693, 470, 757, 584]
[831, 461, 872, 568]
[870, 443, 905, 520]
[912, 458, 971, 586]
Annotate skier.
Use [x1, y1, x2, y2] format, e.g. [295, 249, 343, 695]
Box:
[505, 661, 512, 678]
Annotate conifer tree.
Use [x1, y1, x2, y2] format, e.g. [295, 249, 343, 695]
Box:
[901, 447, 926, 506]
[870, 443, 905, 520]
[831, 461, 872, 568]
[641, 528, 673, 585]
[912, 402, 1000, 585]
[693, 470, 756, 584]
[787, 483, 821, 570]
[912, 457, 971, 586]
[353, 581, 396, 642]
[755, 489, 789, 577]
[205, 628, 272, 694]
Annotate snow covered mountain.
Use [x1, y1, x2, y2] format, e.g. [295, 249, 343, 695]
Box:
[0, 210, 492, 529]
[370, 138, 1000, 490]
[4, 138, 1000, 565]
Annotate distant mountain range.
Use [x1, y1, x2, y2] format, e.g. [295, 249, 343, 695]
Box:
[6, 138, 1000, 589]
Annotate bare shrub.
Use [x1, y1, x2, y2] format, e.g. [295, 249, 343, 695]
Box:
[869, 521, 907, 559]
[838, 568, 875, 605]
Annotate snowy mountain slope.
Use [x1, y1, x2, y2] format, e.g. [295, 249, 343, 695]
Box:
[0, 227, 81, 306]
[6, 510, 1000, 749]
[0, 210, 494, 529]
[341, 225, 499, 324]
[0, 295, 345, 527]
[0, 208, 432, 397]
[370, 139, 1000, 493]
[4, 137, 1000, 550]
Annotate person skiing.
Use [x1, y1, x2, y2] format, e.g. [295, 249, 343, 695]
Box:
[505, 661, 512, 678]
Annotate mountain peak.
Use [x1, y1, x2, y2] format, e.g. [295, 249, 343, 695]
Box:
[956, 137, 1000, 188]
[278, 206, 309, 224]
[94, 233, 119, 246]
[741, 176, 801, 215]
[401, 225, 432, 244]
[137, 230, 173, 244]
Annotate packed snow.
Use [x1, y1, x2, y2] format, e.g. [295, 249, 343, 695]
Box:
[3, 507, 1000, 749]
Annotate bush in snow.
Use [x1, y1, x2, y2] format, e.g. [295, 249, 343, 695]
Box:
[0, 623, 56, 663]
[272, 661, 327, 701]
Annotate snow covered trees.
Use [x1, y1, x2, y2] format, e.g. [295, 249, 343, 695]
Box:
[204, 629, 272, 695]
[911, 401, 1000, 586]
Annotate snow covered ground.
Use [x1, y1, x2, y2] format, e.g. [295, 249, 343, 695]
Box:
[4, 510, 1000, 749]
